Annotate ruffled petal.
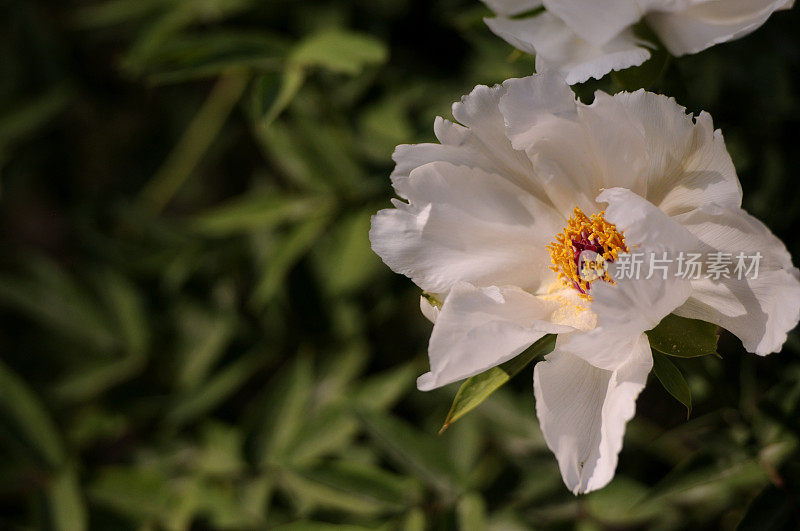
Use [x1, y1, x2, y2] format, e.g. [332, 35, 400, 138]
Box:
[541, 0, 641, 46]
[391, 85, 544, 201]
[672, 205, 800, 355]
[579, 92, 742, 213]
[498, 72, 596, 215]
[485, 14, 650, 85]
[498, 71, 579, 152]
[450, 84, 544, 198]
[648, 0, 794, 56]
[534, 332, 652, 494]
[418, 283, 573, 391]
[501, 82, 742, 217]
[370, 161, 563, 294]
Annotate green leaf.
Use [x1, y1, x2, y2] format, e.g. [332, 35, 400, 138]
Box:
[646, 314, 719, 358]
[285, 115, 366, 191]
[121, 0, 254, 76]
[585, 477, 663, 525]
[146, 31, 287, 85]
[275, 522, 373, 531]
[457, 492, 487, 531]
[0, 261, 117, 352]
[652, 352, 692, 418]
[400, 508, 426, 531]
[280, 461, 421, 515]
[167, 352, 266, 428]
[174, 308, 238, 390]
[196, 422, 246, 476]
[358, 97, 414, 160]
[45, 467, 88, 531]
[71, 0, 166, 29]
[52, 354, 146, 404]
[0, 359, 66, 468]
[612, 21, 671, 92]
[193, 480, 257, 529]
[251, 67, 305, 128]
[612, 47, 671, 92]
[355, 408, 461, 497]
[53, 270, 151, 403]
[354, 363, 416, 411]
[440, 335, 556, 433]
[644, 454, 767, 503]
[313, 209, 383, 296]
[139, 70, 249, 213]
[251, 211, 332, 307]
[253, 353, 314, 464]
[283, 405, 359, 466]
[190, 191, 331, 236]
[315, 343, 369, 406]
[100, 270, 149, 358]
[737, 483, 798, 531]
[291, 29, 388, 75]
[88, 466, 182, 525]
[253, 121, 334, 192]
[0, 85, 72, 161]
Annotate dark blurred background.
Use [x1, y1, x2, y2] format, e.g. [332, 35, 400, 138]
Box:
[1, 0, 799, 529]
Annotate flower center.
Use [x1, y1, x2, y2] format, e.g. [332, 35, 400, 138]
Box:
[547, 207, 628, 299]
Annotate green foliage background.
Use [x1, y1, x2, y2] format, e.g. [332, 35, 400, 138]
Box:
[1, 0, 800, 529]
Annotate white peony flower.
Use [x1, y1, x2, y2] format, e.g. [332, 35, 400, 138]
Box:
[481, 0, 794, 84]
[369, 72, 800, 494]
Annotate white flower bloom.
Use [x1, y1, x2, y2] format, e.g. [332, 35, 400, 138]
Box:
[482, 0, 794, 84]
[369, 72, 800, 494]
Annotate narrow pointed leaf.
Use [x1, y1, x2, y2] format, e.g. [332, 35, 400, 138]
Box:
[355, 408, 460, 496]
[0, 360, 65, 468]
[652, 352, 692, 418]
[440, 334, 556, 433]
[251, 66, 305, 128]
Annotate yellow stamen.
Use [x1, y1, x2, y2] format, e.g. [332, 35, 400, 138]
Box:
[546, 207, 628, 299]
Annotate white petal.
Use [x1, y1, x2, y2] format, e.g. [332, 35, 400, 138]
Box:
[585, 92, 742, 213]
[599, 189, 800, 356]
[418, 283, 573, 391]
[499, 70, 579, 150]
[572, 274, 691, 370]
[648, 0, 794, 56]
[672, 205, 800, 355]
[598, 187, 704, 260]
[534, 333, 652, 494]
[391, 85, 545, 201]
[501, 82, 651, 216]
[450, 84, 544, 197]
[498, 72, 596, 215]
[481, 0, 542, 16]
[370, 161, 563, 294]
[485, 14, 650, 85]
[562, 189, 696, 370]
[483, 14, 543, 56]
[541, 0, 641, 46]
[501, 84, 742, 216]
[601, 92, 739, 211]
